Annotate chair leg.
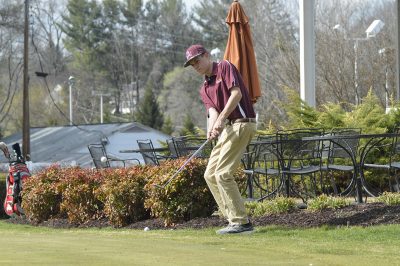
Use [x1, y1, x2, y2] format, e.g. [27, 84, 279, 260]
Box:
[329, 171, 339, 196]
[246, 173, 254, 200]
[395, 171, 400, 192]
[284, 173, 290, 197]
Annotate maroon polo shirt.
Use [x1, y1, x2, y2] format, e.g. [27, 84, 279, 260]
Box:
[200, 61, 256, 120]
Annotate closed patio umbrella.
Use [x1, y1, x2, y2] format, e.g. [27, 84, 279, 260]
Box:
[223, 0, 261, 103]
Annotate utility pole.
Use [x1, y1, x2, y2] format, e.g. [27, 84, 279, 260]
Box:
[68, 76, 75, 125]
[22, 0, 30, 159]
[92, 91, 111, 123]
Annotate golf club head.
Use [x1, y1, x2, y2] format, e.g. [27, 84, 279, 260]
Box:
[0, 142, 10, 159]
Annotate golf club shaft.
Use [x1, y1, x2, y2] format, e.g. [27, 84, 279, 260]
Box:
[159, 139, 210, 188]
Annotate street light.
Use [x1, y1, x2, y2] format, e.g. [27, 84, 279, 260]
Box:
[68, 76, 75, 126]
[334, 20, 385, 105]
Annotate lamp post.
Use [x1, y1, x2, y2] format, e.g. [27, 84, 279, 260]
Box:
[68, 76, 75, 126]
[22, 0, 30, 159]
[92, 91, 111, 123]
[334, 20, 385, 105]
[379, 48, 393, 113]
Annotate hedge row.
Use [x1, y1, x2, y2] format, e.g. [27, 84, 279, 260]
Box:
[21, 159, 246, 227]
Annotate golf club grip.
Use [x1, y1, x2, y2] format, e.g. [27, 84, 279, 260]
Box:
[166, 139, 210, 184]
[12, 143, 22, 158]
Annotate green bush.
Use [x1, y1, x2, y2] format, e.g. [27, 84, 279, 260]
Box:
[307, 194, 348, 212]
[0, 175, 7, 218]
[22, 166, 63, 222]
[280, 89, 392, 133]
[145, 158, 247, 226]
[59, 168, 104, 224]
[144, 158, 216, 226]
[376, 192, 400, 205]
[21, 158, 243, 227]
[245, 197, 297, 217]
[97, 167, 149, 227]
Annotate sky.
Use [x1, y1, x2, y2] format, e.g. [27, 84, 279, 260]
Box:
[183, 0, 198, 11]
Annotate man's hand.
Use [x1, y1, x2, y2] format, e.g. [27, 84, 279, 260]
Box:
[209, 87, 242, 140]
[207, 108, 220, 140]
[209, 118, 224, 139]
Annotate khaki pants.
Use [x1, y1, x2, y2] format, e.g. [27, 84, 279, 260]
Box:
[204, 122, 256, 225]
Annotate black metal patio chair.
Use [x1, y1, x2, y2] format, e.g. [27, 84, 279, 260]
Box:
[173, 136, 212, 158]
[363, 128, 400, 195]
[242, 133, 282, 201]
[137, 139, 170, 166]
[276, 128, 324, 202]
[322, 128, 361, 197]
[166, 139, 179, 159]
[88, 143, 140, 169]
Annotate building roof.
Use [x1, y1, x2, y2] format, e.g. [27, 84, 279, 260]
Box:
[0, 122, 171, 168]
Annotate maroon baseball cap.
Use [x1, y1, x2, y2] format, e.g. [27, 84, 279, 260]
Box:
[184, 44, 207, 67]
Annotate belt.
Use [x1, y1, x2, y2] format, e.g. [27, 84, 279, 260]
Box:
[227, 118, 256, 125]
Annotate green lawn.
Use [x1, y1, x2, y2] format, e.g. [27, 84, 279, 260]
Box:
[0, 172, 6, 181]
[0, 221, 399, 265]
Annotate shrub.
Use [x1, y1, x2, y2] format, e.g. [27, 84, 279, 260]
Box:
[376, 192, 400, 205]
[97, 167, 149, 227]
[21, 166, 62, 222]
[59, 168, 104, 224]
[21, 158, 247, 226]
[144, 158, 216, 226]
[307, 194, 348, 212]
[245, 197, 297, 217]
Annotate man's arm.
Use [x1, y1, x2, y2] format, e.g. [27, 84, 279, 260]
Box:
[210, 86, 242, 139]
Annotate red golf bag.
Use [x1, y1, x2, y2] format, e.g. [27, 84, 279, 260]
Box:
[1, 142, 31, 216]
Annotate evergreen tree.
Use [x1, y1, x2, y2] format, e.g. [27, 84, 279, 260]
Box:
[161, 116, 174, 135]
[135, 83, 164, 130]
[180, 114, 198, 136]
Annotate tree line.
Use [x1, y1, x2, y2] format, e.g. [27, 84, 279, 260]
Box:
[0, 0, 396, 138]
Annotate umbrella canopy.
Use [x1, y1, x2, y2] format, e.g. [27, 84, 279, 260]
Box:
[223, 0, 261, 103]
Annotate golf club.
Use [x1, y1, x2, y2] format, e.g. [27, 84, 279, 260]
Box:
[154, 139, 210, 189]
[0, 142, 10, 160]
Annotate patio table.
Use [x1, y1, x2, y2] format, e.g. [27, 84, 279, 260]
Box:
[303, 132, 400, 203]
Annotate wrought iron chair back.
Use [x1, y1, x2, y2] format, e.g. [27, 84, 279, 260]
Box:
[250, 133, 282, 200]
[328, 128, 362, 162]
[173, 136, 212, 158]
[137, 139, 160, 165]
[88, 143, 110, 169]
[363, 128, 400, 195]
[166, 139, 179, 159]
[276, 129, 324, 201]
[88, 143, 140, 169]
[321, 128, 361, 196]
[277, 129, 323, 168]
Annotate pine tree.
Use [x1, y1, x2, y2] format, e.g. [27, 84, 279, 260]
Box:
[180, 114, 197, 136]
[135, 84, 164, 130]
[162, 116, 174, 135]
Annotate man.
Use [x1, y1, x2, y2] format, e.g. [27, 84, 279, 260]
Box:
[184, 44, 257, 234]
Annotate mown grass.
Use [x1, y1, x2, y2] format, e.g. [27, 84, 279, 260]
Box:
[0, 220, 399, 265]
[0, 172, 6, 181]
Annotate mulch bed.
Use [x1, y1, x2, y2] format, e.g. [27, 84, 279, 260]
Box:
[5, 202, 400, 230]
